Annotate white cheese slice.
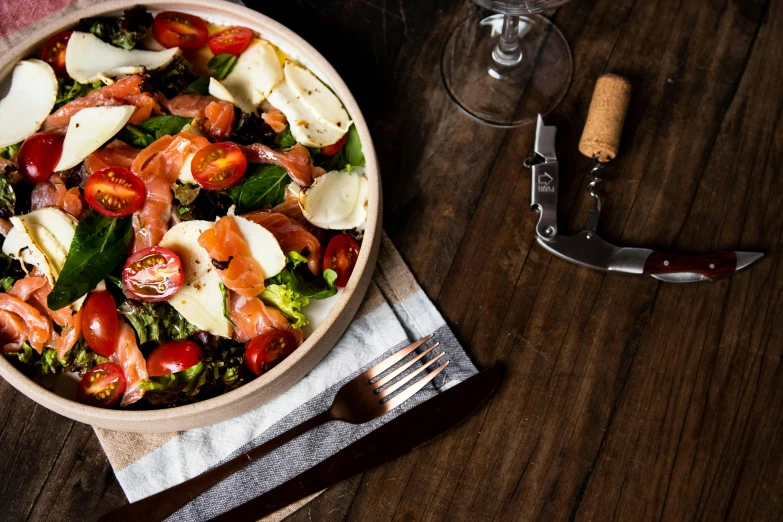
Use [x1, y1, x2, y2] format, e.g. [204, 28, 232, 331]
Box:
[177, 151, 197, 184]
[324, 174, 369, 230]
[283, 61, 351, 136]
[208, 77, 255, 115]
[0, 59, 58, 148]
[55, 105, 135, 171]
[232, 216, 286, 279]
[65, 32, 181, 83]
[299, 170, 363, 228]
[219, 39, 283, 113]
[159, 221, 232, 338]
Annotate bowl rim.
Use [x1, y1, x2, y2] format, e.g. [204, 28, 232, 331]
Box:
[0, 0, 381, 431]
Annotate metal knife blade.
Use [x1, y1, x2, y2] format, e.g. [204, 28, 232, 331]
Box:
[208, 366, 503, 522]
[537, 231, 763, 282]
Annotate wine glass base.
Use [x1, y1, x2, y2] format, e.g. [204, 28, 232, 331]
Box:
[441, 13, 573, 128]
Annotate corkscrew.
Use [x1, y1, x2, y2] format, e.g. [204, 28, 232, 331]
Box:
[525, 75, 763, 282]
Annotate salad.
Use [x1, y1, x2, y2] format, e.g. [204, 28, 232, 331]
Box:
[0, 7, 369, 409]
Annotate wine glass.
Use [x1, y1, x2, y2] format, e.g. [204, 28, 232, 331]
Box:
[441, 0, 574, 127]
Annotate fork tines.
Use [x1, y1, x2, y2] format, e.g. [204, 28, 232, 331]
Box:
[364, 334, 449, 411]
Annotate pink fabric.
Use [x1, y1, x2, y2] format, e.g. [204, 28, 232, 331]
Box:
[0, 0, 76, 40]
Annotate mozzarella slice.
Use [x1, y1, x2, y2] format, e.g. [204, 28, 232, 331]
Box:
[208, 78, 255, 114]
[219, 39, 283, 113]
[159, 221, 232, 338]
[65, 32, 181, 83]
[177, 151, 197, 184]
[55, 106, 135, 171]
[267, 78, 348, 148]
[232, 216, 286, 279]
[283, 61, 351, 135]
[1, 208, 88, 308]
[299, 170, 369, 229]
[0, 60, 58, 148]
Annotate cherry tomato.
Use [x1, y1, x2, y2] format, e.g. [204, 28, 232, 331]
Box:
[17, 133, 64, 184]
[147, 340, 204, 377]
[81, 291, 118, 357]
[122, 246, 184, 302]
[321, 136, 346, 157]
[77, 363, 126, 407]
[245, 330, 298, 376]
[84, 167, 146, 218]
[41, 31, 72, 76]
[323, 234, 360, 288]
[191, 142, 247, 190]
[208, 26, 253, 55]
[152, 11, 209, 50]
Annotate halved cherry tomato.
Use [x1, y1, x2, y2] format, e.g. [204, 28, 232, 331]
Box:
[77, 363, 126, 407]
[17, 133, 64, 184]
[41, 31, 72, 76]
[147, 340, 204, 377]
[323, 234, 360, 288]
[152, 11, 209, 50]
[191, 142, 247, 190]
[81, 291, 118, 357]
[245, 330, 298, 377]
[208, 26, 253, 55]
[122, 246, 184, 302]
[321, 136, 346, 157]
[84, 167, 146, 218]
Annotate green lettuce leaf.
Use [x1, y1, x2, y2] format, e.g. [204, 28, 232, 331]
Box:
[120, 115, 192, 147]
[54, 79, 103, 110]
[261, 284, 309, 328]
[79, 6, 153, 50]
[48, 209, 134, 310]
[0, 170, 16, 217]
[0, 142, 21, 160]
[153, 56, 196, 98]
[119, 300, 198, 345]
[268, 253, 337, 300]
[275, 126, 297, 148]
[208, 53, 238, 80]
[180, 76, 210, 96]
[7, 339, 108, 377]
[140, 361, 209, 404]
[222, 164, 290, 213]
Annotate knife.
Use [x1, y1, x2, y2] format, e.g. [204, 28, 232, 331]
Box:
[208, 365, 502, 521]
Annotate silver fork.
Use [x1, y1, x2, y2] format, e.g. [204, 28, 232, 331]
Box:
[100, 334, 448, 522]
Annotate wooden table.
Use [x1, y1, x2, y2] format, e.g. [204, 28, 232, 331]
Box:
[2, 0, 782, 520]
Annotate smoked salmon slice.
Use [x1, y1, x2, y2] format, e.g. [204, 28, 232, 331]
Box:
[162, 94, 235, 142]
[198, 216, 267, 298]
[130, 132, 210, 252]
[261, 107, 287, 133]
[30, 173, 86, 219]
[229, 292, 303, 344]
[110, 320, 149, 406]
[42, 75, 160, 131]
[84, 140, 141, 175]
[0, 310, 27, 353]
[0, 293, 51, 353]
[241, 211, 321, 274]
[241, 143, 325, 187]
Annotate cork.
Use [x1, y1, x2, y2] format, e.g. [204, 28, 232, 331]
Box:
[578, 74, 632, 162]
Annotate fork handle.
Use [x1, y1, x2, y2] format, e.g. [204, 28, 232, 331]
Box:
[98, 410, 335, 522]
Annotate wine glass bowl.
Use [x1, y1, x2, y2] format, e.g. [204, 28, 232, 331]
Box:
[441, 1, 574, 127]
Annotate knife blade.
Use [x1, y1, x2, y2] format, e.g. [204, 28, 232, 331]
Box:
[208, 365, 503, 522]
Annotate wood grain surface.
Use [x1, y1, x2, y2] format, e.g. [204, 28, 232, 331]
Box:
[2, 0, 782, 520]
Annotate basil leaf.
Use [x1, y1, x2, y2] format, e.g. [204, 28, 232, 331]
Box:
[181, 76, 210, 95]
[275, 126, 297, 148]
[120, 115, 192, 147]
[208, 53, 238, 80]
[318, 124, 364, 172]
[48, 210, 133, 310]
[222, 164, 290, 213]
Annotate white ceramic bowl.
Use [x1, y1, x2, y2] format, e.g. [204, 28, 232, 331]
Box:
[0, 0, 381, 432]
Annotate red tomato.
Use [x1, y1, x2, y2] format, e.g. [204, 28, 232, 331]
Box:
[41, 31, 71, 76]
[81, 291, 118, 357]
[323, 234, 360, 288]
[152, 11, 209, 50]
[122, 246, 184, 302]
[147, 340, 204, 377]
[321, 136, 346, 157]
[84, 167, 146, 218]
[191, 142, 247, 190]
[77, 363, 126, 407]
[245, 330, 298, 376]
[17, 133, 64, 184]
[208, 26, 253, 55]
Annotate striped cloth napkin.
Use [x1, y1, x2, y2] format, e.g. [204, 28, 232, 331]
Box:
[1, 2, 478, 519]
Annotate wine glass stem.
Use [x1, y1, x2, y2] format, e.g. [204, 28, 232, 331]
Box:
[492, 14, 523, 67]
